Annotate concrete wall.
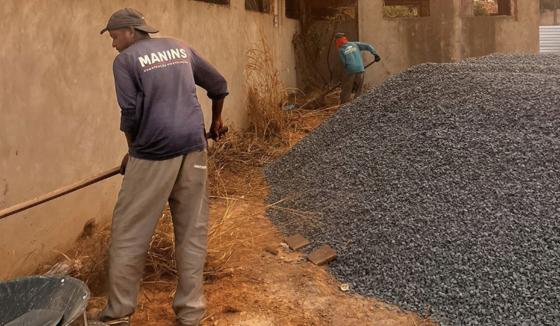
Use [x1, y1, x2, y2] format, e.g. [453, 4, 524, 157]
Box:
[0, 0, 297, 279]
[541, 9, 559, 26]
[358, 0, 540, 87]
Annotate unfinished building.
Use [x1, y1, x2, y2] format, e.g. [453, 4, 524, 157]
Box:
[0, 0, 539, 279]
[294, 0, 539, 89]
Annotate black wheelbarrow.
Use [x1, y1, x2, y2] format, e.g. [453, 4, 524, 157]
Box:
[0, 275, 90, 326]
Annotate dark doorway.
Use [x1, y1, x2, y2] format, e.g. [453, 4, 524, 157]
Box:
[291, 0, 359, 91]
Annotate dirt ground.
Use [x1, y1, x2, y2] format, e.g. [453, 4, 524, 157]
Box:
[86, 197, 435, 326]
[44, 108, 437, 326]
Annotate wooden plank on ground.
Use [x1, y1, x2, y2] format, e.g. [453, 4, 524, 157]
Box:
[308, 245, 337, 266]
[284, 234, 310, 250]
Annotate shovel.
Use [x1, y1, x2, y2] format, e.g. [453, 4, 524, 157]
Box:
[299, 60, 377, 110]
[0, 127, 228, 220]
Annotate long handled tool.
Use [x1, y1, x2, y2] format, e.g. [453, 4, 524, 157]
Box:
[299, 61, 376, 110]
[0, 167, 121, 220]
[0, 127, 229, 221]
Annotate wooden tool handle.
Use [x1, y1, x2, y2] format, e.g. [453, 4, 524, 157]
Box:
[0, 166, 121, 220]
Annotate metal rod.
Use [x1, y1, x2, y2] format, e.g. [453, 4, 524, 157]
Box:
[0, 166, 121, 220]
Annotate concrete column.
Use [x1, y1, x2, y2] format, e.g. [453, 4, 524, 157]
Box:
[554, 0, 558, 25]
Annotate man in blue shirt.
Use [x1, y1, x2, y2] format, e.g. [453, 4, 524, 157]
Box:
[98, 8, 228, 326]
[335, 33, 381, 104]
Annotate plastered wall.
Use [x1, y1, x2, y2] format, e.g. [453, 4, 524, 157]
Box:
[358, 0, 539, 87]
[0, 0, 298, 279]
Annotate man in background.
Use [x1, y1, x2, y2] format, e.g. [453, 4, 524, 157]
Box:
[335, 32, 381, 104]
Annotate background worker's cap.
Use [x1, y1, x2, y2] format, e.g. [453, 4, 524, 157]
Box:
[335, 32, 347, 39]
[100, 8, 159, 35]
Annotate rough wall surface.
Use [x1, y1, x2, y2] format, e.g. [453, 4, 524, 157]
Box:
[358, 0, 539, 87]
[541, 9, 559, 26]
[0, 0, 297, 279]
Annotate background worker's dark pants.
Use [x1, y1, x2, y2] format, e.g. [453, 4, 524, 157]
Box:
[340, 71, 365, 104]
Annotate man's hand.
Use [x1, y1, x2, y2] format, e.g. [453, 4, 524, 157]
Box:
[208, 98, 225, 141]
[208, 117, 224, 141]
[120, 153, 129, 175]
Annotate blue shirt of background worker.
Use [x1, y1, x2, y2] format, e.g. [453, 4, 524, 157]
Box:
[337, 36, 381, 74]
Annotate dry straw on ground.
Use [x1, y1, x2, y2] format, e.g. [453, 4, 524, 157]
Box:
[246, 34, 289, 139]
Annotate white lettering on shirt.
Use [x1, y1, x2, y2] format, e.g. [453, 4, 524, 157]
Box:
[170, 49, 181, 59]
[138, 55, 151, 67]
[344, 47, 357, 55]
[150, 53, 161, 64]
[157, 51, 168, 62]
[138, 48, 190, 68]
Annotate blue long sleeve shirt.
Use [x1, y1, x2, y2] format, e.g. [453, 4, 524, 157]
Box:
[113, 38, 228, 160]
[338, 42, 381, 74]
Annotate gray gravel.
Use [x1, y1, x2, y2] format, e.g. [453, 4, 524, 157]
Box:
[265, 54, 560, 325]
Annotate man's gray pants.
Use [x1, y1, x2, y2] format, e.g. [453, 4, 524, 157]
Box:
[340, 71, 365, 104]
[101, 150, 208, 325]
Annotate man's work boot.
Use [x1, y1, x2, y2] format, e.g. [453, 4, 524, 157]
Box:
[176, 313, 205, 326]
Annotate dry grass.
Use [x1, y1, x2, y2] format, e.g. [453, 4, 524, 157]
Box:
[41, 223, 110, 295]
[39, 203, 244, 292]
[246, 33, 290, 139]
[207, 130, 274, 199]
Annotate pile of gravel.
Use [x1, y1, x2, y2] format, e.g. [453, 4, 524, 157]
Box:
[265, 54, 560, 325]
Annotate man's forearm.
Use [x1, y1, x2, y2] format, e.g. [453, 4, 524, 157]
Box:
[124, 132, 135, 148]
[207, 98, 225, 140]
[211, 98, 224, 122]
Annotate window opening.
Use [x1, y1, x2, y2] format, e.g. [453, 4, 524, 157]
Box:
[383, 0, 430, 18]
